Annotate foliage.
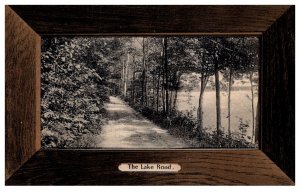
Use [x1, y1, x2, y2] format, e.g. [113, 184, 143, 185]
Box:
[41, 37, 112, 148]
[126, 102, 254, 148]
[42, 36, 259, 148]
[114, 36, 258, 147]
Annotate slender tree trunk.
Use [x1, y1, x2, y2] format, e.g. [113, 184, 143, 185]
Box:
[152, 75, 155, 108]
[141, 72, 145, 104]
[255, 94, 260, 145]
[122, 60, 125, 96]
[156, 65, 161, 113]
[144, 74, 148, 107]
[145, 39, 148, 107]
[131, 79, 134, 103]
[161, 86, 166, 114]
[173, 88, 179, 111]
[172, 73, 179, 111]
[169, 89, 173, 111]
[141, 37, 146, 106]
[249, 72, 255, 143]
[124, 53, 129, 97]
[162, 75, 166, 114]
[197, 74, 206, 132]
[163, 37, 169, 115]
[215, 64, 221, 135]
[145, 78, 148, 106]
[132, 65, 136, 104]
[161, 40, 166, 114]
[227, 65, 233, 137]
[119, 70, 122, 94]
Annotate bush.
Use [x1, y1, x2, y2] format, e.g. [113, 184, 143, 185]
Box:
[41, 37, 109, 148]
[123, 99, 255, 148]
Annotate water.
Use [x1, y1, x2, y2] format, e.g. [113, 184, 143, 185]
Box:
[176, 90, 258, 140]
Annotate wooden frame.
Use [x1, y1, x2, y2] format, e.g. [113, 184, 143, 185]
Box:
[5, 5, 295, 185]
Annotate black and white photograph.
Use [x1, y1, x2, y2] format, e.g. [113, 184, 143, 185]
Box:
[5, 4, 295, 186]
[41, 36, 259, 149]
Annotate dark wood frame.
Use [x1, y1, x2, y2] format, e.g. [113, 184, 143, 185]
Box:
[5, 5, 295, 185]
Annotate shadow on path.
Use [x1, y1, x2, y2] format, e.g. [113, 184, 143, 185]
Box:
[96, 96, 190, 148]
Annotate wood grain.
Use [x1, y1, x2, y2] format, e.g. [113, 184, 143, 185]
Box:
[261, 6, 295, 181]
[5, 5, 295, 185]
[9, 5, 290, 34]
[5, 150, 293, 185]
[5, 6, 41, 180]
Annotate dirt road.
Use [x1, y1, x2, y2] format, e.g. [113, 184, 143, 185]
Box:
[96, 96, 189, 148]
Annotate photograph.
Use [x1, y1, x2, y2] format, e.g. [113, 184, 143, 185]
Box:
[5, 4, 294, 186]
[41, 36, 259, 149]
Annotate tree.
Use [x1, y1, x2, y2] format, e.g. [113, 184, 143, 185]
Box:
[41, 37, 116, 147]
[221, 37, 259, 141]
[144, 37, 164, 110]
[241, 38, 259, 142]
[202, 37, 227, 136]
[163, 37, 169, 115]
[218, 37, 246, 137]
[187, 37, 215, 132]
[167, 37, 195, 112]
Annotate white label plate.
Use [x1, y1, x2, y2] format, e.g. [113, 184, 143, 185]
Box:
[118, 163, 181, 172]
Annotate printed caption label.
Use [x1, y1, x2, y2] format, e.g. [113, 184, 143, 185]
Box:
[118, 163, 181, 172]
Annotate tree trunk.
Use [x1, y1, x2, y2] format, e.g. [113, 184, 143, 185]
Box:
[152, 74, 155, 108]
[122, 60, 126, 96]
[215, 64, 221, 135]
[172, 73, 180, 111]
[250, 72, 255, 143]
[141, 71, 145, 105]
[163, 37, 169, 115]
[161, 83, 166, 114]
[227, 65, 233, 137]
[156, 65, 161, 113]
[197, 74, 206, 132]
[255, 94, 260, 145]
[169, 89, 173, 111]
[124, 53, 129, 97]
[161, 39, 166, 114]
[141, 37, 146, 106]
[173, 88, 178, 111]
[145, 78, 148, 106]
[132, 65, 136, 104]
[145, 39, 149, 107]
[131, 79, 134, 103]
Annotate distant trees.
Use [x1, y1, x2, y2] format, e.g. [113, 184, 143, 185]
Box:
[42, 36, 259, 148]
[113, 36, 258, 144]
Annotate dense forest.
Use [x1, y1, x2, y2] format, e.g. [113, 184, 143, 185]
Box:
[41, 36, 259, 148]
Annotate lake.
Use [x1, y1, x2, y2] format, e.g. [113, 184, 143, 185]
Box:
[176, 90, 258, 140]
